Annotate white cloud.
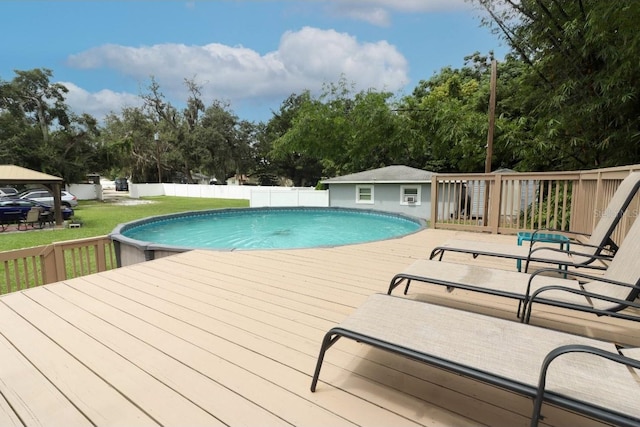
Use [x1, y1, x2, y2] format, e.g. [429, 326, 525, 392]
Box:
[65, 27, 408, 121]
[335, 0, 470, 12]
[323, 0, 471, 26]
[61, 82, 143, 121]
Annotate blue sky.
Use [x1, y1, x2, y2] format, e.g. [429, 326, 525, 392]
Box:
[2, 1, 509, 123]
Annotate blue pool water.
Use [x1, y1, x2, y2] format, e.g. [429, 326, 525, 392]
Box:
[118, 208, 423, 250]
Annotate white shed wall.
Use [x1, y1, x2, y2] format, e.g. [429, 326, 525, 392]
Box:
[327, 183, 431, 219]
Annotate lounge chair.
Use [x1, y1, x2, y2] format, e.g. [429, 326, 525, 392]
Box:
[389, 211, 640, 323]
[310, 294, 640, 427]
[430, 172, 640, 272]
[17, 207, 42, 230]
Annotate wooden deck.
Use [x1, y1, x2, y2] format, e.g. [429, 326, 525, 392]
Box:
[0, 228, 636, 426]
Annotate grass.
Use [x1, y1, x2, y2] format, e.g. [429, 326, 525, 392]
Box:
[1, 196, 250, 251]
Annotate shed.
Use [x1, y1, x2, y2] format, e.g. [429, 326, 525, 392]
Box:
[322, 165, 434, 219]
[0, 165, 66, 225]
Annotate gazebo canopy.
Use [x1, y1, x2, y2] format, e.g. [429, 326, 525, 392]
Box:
[0, 164, 65, 225]
[0, 164, 63, 184]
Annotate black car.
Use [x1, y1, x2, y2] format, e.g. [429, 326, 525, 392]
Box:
[114, 178, 129, 191]
[0, 198, 74, 224]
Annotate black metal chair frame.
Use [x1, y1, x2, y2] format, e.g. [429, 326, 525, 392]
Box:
[429, 240, 614, 272]
[387, 265, 640, 324]
[311, 318, 640, 427]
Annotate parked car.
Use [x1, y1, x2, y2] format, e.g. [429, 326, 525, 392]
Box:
[17, 189, 78, 207]
[0, 187, 18, 197]
[0, 199, 74, 225]
[114, 177, 129, 191]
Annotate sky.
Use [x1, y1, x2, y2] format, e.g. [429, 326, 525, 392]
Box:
[1, 0, 510, 124]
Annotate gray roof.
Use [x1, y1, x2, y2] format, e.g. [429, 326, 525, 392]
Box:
[322, 165, 434, 184]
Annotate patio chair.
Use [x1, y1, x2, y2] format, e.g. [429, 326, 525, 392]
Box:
[0, 209, 23, 231]
[429, 172, 640, 272]
[310, 294, 640, 427]
[389, 210, 640, 323]
[17, 208, 42, 230]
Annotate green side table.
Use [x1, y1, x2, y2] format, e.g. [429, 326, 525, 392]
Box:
[516, 231, 570, 272]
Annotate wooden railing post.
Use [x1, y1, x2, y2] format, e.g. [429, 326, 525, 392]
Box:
[594, 171, 605, 232]
[53, 244, 67, 282]
[430, 177, 438, 228]
[96, 241, 107, 272]
[488, 175, 502, 233]
[40, 245, 58, 285]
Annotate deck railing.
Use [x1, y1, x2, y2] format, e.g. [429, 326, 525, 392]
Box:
[0, 236, 116, 295]
[431, 165, 640, 244]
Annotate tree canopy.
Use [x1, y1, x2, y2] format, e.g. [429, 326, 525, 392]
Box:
[473, 0, 640, 169]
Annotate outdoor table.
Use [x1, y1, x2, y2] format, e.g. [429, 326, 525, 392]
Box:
[516, 231, 570, 272]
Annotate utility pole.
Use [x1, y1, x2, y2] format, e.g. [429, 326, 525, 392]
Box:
[485, 59, 497, 173]
[154, 132, 161, 183]
[483, 59, 497, 226]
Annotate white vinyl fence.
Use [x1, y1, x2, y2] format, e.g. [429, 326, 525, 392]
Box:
[249, 188, 328, 207]
[69, 182, 329, 208]
[128, 183, 328, 208]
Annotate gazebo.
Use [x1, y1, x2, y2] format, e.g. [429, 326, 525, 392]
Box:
[0, 164, 65, 225]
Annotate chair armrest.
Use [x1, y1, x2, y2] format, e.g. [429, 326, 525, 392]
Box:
[526, 246, 613, 270]
[529, 284, 640, 309]
[530, 229, 618, 254]
[531, 345, 640, 427]
[528, 244, 614, 259]
[524, 279, 640, 323]
[542, 269, 636, 288]
[531, 228, 592, 240]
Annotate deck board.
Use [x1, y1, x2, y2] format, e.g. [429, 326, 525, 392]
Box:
[0, 228, 635, 426]
[22, 285, 288, 427]
[0, 298, 156, 426]
[0, 325, 94, 427]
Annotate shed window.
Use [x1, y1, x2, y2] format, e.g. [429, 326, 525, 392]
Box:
[401, 186, 421, 205]
[356, 185, 374, 204]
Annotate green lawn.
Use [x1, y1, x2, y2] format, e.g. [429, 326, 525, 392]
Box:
[1, 196, 249, 251]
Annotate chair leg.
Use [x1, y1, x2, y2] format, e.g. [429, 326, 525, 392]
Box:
[404, 279, 412, 295]
[310, 332, 342, 392]
[429, 248, 444, 260]
[387, 276, 405, 295]
[517, 299, 528, 320]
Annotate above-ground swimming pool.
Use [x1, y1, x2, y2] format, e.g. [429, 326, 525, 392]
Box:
[110, 207, 425, 266]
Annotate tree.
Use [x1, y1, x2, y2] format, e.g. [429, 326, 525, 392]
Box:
[101, 107, 156, 182]
[46, 112, 102, 183]
[0, 68, 69, 143]
[197, 101, 246, 182]
[0, 111, 42, 167]
[397, 54, 493, 172]
[272, 78, 403, 180]
[472, 0, 640, 169]
[258, 93, 323, 187]
[0, 68, 100, 182]
[178, 78, 208, 183]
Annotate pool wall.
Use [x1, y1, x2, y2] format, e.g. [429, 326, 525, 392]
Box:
[109, 207, 426, 267]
